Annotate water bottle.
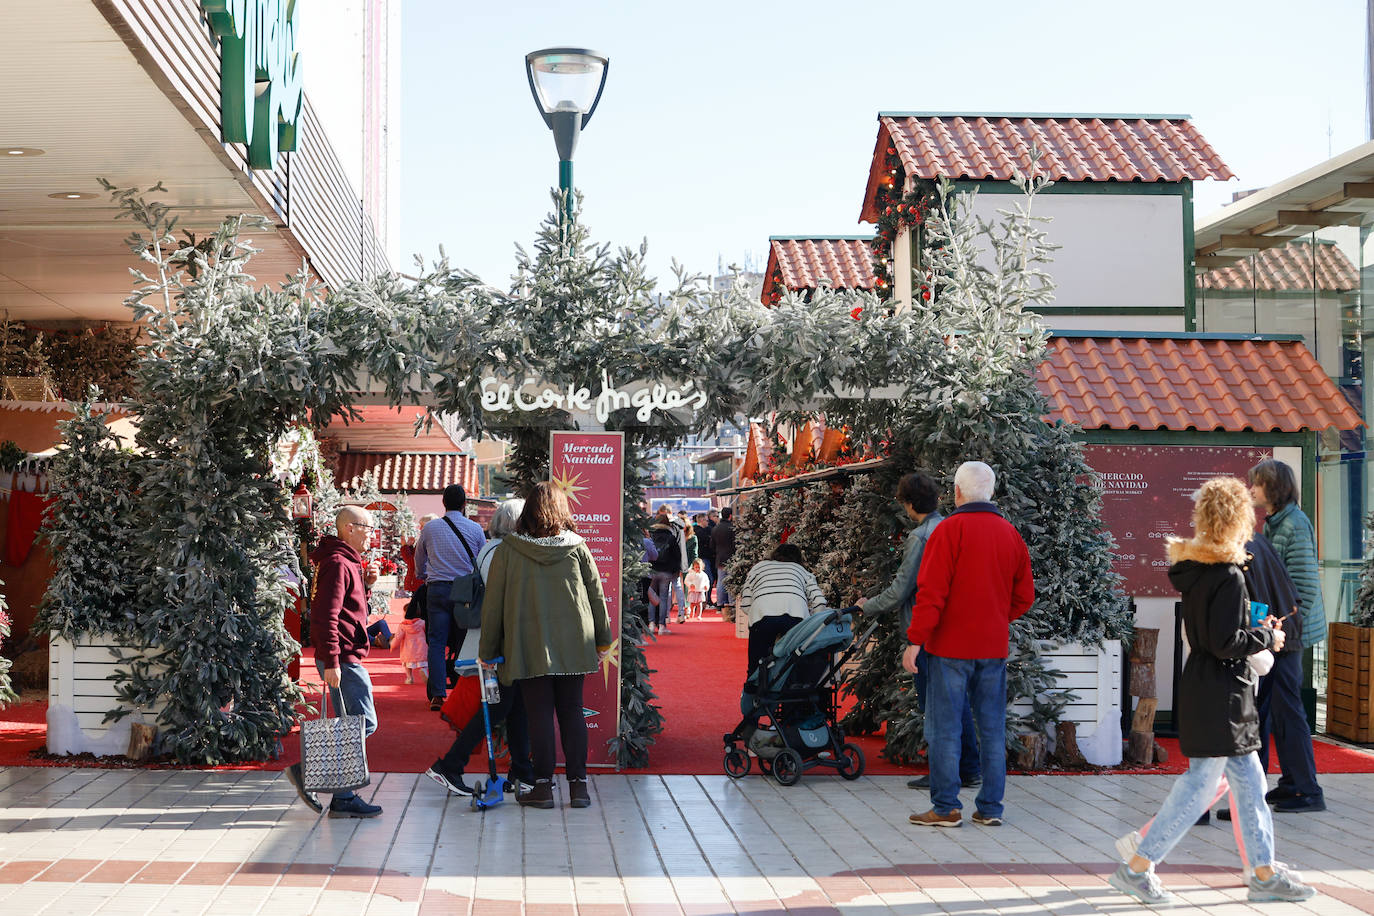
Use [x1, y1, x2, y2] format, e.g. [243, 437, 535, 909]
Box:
[480, 664, 501, 704]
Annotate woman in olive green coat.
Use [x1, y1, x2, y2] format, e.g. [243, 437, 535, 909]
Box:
[479, 482, 612, 809]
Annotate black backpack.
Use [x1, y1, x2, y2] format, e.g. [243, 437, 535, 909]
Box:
[650, 527, 681, 573]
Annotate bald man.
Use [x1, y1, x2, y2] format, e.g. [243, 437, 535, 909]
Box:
[286, 505, 383, 819]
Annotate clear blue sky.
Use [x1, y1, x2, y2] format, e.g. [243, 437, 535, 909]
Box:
[400, 0, 1366, 290]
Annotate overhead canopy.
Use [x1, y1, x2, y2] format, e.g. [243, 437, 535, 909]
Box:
[1194, 138, 1374, 269]
[1039, 334, 1363, 433]
[334, 451, 477, 495]
[860, 113, 1234, 223]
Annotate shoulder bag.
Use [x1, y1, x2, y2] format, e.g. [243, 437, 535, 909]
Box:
[443, 517, 485, 629]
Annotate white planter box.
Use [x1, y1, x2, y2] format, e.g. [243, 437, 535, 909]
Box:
[47, 633, 164, 757]
[1009, 639, 1122, 766]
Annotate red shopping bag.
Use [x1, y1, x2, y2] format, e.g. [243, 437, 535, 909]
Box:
[439, 675, 482, 731]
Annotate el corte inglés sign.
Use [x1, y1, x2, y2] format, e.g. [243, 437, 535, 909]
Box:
[201, 0, 303, 170]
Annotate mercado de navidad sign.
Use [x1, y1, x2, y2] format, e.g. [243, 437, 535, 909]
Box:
[1084, 444, 1274, 596]
[549, 431, 625, 768]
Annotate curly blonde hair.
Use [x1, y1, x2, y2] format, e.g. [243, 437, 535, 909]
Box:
[1166, 476, 1254, 565]
[1192, 477, 1254, 546]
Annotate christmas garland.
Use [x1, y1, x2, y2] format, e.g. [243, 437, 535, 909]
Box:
[870, 147, 935, 304]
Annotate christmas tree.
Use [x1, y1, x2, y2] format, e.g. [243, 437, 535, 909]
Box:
[37, 395, 146, 641]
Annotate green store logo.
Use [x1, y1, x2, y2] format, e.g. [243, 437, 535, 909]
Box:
[200, 0, 303, 170]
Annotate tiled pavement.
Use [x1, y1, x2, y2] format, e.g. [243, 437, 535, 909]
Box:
[1, 767, 1372, 915]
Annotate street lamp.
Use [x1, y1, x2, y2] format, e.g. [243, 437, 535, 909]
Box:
[524, 47, 609, 227]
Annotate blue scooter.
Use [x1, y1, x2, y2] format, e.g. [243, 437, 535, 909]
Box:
[454, 657, 506, 810]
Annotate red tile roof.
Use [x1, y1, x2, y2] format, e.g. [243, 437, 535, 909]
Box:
[333, 452, 475, 494]
[1038, 336, 1362, 432]
[764, 237, 876, 304]
[861, 115, 1234, 222]
[1199, 240, 1358, 292]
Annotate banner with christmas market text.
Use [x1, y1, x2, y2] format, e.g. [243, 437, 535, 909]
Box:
[549, 431, 624, 768]
[1083, 444, 1273, 596]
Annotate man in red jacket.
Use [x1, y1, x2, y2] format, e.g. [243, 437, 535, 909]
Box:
[285, 505, 383, 819]
[902, 461, 1034, 829]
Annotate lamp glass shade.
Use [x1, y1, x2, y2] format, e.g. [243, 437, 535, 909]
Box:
[291, 486, 313, 520]
[527, 50, 606, 115]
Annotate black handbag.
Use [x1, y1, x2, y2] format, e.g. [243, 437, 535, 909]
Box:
[443, 517, 485, 629]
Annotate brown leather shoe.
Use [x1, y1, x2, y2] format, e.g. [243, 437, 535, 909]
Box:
[909, 808, 961, 827]
[568, 777, 591, 808]
[517, 779, 555, 809]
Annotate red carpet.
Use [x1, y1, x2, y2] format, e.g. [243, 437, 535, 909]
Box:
[4, 601, 1374, 776]
[623, 610, 910, 775]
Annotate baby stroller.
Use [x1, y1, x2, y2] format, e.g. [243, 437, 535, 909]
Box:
[723, 606, 876, 786]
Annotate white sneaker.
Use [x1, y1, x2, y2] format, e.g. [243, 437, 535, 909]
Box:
[1244, 860, 1304, 884]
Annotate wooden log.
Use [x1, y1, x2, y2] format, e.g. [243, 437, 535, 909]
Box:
[1014, 733, 1046, 770]
[1152, 741, 1169, 764]
[1130, 697, 1157, 735]
[1131, 628, 1160, 663]
[1126, 730, 1155, 765]
[127, 723, 156, 761]
[1053, 721, 1088, 768]
[1129, 662, 1156, 699]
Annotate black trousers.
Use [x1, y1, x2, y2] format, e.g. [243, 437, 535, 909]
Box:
[438, 679, 533, 783]
[747, 614, 803, 678]
[1257, 649, 1322, 797]
[521, 674, 589, 781]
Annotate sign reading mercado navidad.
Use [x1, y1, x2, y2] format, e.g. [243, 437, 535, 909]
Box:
[549, 432, 625, 769]
[200, 0, 304, 170]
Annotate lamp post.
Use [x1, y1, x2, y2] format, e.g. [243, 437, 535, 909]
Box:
[524, 47, 609, 229]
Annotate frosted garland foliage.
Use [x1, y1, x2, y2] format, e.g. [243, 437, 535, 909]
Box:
[89, 181, 500, 764]
[37, 395, 146, 641]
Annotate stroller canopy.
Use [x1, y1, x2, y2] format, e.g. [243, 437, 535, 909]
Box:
[742, 607, 853, 713]
[769, 607, 852, 662]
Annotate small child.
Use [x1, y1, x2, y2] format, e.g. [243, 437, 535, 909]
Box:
[684, 559, 710, 621]
[390, 617, 429, 685]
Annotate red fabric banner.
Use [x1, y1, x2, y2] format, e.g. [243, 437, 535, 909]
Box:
[549, 431, 624, 768]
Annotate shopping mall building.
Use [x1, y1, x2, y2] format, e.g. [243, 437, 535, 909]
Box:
[0, 0, 492, 639]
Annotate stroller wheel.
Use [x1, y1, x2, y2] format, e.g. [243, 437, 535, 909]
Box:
[837, 742, 865, 780]
[772, 749, 803, 786]
[723, 748, 750, 778]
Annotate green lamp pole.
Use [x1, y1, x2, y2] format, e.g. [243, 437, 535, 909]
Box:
[525, 48, 610, 231]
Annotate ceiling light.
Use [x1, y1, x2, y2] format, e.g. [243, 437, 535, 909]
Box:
[4, 147, 45, 157]
[47, 191, 97, 200]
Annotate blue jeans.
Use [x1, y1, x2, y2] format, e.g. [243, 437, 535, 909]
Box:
[425, 581, 460, 700]
[366, 618, 392, 646]
[924, 655, 1006, 817]
[913, 647, 980, 781]
[1137, 753, 1275, 868]
[1258, 650, 1322, 798]
[649, 572, 674, 627]
[314, 660, 377, 803]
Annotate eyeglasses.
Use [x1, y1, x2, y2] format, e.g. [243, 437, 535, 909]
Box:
[350, 522, 376, 531]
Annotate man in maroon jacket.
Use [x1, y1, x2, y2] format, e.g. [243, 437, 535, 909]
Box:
[286, 505, 383, 819]
[902, 461, 1034, 829]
